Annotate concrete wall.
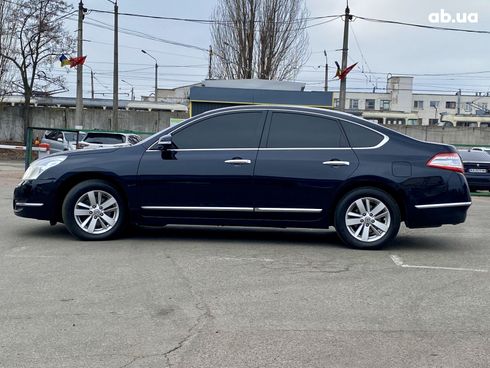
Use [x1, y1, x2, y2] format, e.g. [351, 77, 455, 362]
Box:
[0, 105, 187, 141]
[385, 125, 490, 146]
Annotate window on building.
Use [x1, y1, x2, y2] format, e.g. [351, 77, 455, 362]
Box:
[430, 101, 439, 108]
[365, 99, 375, 110]
[334, 98, 340, 108]
[380, 100, 390, 111]
[480, 103, 488, 110]
[413, 100, 424, 109]
[464, 103, 472, 112]
[349, 99, 359, 110]
[429, 119, 439, 126]
[446, 101, 456, 109]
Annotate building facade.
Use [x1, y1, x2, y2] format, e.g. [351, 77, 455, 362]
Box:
[333, 76, 490, 127]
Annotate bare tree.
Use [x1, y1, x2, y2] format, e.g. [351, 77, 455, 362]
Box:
[211, 0, 309, 80]
[0, 0, 75, 142]
[0, 0, 18, 99]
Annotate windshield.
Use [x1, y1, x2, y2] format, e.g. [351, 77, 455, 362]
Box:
[84, 133, 125, 144]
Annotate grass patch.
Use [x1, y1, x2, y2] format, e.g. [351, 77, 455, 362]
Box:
[471, 191, 490, 197]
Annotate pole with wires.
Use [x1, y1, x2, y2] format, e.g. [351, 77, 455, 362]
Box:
[339, 3, 352, 111]
[324, 50, 328, 92]
[75, 1, 85, 126]
[110, 0, 119, 131]
[208, 45, 213, 79]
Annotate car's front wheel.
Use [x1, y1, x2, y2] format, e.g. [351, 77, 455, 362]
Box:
[334, 187, 401, 249]
[62, 180, 126, 240]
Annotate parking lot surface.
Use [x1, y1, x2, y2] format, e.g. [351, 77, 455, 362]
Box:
[0, 161, 489, 368]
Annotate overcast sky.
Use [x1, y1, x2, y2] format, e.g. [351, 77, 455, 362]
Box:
[59, 0, 490, 99]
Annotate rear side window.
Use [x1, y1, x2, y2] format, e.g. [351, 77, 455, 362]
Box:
[173, 112, 265, 149]
[84, 133, 125, 144]
[341, 121, 384, 148]
[267, 112, 347, 148]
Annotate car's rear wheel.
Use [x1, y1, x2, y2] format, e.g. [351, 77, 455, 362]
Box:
[334, 187, 400, 249]
[62, 180, 126, 240]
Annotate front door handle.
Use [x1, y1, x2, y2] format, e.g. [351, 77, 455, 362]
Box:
[323, 160, 350, 166]
[225, 159, 252, 165]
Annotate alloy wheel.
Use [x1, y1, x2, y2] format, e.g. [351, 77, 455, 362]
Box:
[344, 197, 391, 242]
[74, 190, 120, 234]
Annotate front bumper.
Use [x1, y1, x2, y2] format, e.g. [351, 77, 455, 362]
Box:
[13, 179, 57, 221]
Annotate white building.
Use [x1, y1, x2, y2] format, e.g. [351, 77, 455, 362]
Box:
[333, 76, 490, 127]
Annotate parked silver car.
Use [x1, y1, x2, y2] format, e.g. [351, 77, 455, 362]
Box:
[41, 130, 86, 153]
[77, 132, 142, 150]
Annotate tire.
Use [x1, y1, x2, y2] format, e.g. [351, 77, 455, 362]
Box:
[334, 187, 401, 250]
[62, 179, 126, 240]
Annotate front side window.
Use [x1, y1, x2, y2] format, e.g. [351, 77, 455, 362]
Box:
[172, 112, 264, 149]
[267, 112, 347, 148]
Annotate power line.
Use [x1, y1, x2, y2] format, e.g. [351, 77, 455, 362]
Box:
[353, 14, 490, 34]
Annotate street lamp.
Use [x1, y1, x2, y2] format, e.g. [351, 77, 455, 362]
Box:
[141, 49, 158, 102]
[121, 79, 135, 101]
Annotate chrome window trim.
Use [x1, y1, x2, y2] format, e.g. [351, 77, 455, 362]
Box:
[141, 206, 322, 213]
[15, 202, 44, 207]
[415, 202, 472, 209]
[146, 107, 390, 152]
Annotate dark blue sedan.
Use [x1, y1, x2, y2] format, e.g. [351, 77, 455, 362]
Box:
[13, 106, 471, 249]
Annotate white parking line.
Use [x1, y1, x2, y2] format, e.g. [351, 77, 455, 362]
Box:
[390, 255, 488, 273]
[208, 256, 275, 262]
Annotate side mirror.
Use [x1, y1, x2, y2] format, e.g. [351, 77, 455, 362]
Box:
[157, 134, 173, 150]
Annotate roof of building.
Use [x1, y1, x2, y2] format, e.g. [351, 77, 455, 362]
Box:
[0, 96, 187, 112]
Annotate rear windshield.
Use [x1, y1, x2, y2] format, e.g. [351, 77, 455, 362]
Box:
[84, 133, 125, 144]
[459, 151, 490, 162]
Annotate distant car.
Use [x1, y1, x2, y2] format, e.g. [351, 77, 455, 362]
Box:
[469, 147, 490, 155]
[41, 130, 86, 153]
[459, 150, 490, 191]
[77, 132, 142, 150]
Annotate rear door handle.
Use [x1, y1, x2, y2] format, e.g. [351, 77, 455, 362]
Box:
[323, 160, 350, 166]
[225, 159, 252, 165]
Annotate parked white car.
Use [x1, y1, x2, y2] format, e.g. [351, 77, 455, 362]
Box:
[77, 132, 142, 150]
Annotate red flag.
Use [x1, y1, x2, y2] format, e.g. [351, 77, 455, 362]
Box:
[337, 62, 357, 80]
[69, 56, 87, 68]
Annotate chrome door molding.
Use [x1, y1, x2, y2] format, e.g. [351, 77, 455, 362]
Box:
[415, 202, 472, 209]
[141, 206, 323, 213]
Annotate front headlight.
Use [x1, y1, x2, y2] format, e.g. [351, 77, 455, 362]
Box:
[22, 155, 67, 181]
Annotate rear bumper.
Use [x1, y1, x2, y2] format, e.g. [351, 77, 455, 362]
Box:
[406, 202, 470, 228]
[465, 174, 490, 190]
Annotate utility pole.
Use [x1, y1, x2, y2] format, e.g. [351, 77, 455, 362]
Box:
[141, 50, 158, 102]
[457, 88, 461, 115]
[75, 0, 84, 126]
[323, 50, 328, 92]
[208, 45, 213, 79]
[111, 0, 119, 131]
[339, 3, 352, 111]
[154, 62, 158, 102]
[90, 70, 94, 99]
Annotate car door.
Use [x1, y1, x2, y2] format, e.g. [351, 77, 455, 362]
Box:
[253, 111, 359, 220]
[137, 111, 267, 218]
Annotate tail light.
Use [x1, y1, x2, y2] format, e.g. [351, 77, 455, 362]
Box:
[426, 152, 464, 173]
